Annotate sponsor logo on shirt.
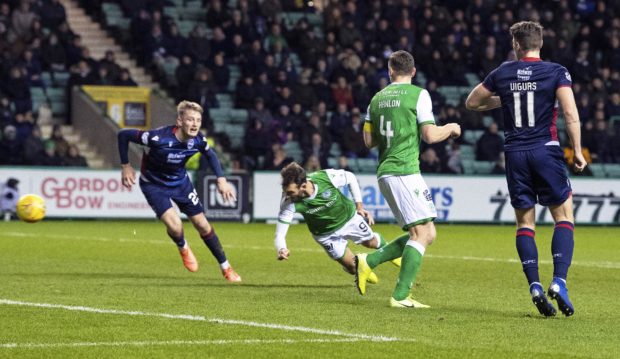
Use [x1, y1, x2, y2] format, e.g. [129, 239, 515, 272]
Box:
[517, 67, 532, 81]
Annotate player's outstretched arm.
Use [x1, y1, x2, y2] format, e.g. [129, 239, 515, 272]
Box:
[203, 148, 237, 203]
[557, 86, 586, 172]
[117, 129, 142, 188]
[421, 123, 461, 144]
[341, 170, 374, 225]
[275, 198, 295, 260]
[465, 83, 501, 111]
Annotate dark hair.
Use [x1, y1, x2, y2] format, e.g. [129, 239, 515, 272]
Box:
[509, 21, 543, 51]
[388, 50, 415, 77]
[280, 162, 306, 190]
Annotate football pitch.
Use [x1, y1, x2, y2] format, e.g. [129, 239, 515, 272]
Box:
[1, 221, 619, 358]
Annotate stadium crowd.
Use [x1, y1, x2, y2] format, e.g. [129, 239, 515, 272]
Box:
[2, 0, 620, 174]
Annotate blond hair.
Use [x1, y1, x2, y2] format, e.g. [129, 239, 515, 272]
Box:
[177, 101, 203, 116]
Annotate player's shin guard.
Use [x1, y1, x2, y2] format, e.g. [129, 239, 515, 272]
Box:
[201, 228, 228, 266]
[367, 234, 408, 268]
[516, 228, 540, 285]
[552, 221, 574, 280]
[392, 241, 424, 301]
[167, 229, 186, 249]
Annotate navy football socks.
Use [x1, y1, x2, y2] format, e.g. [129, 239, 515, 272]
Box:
[551, 221, 574, 280]
[516, 228, 540, 285]
[202, 228, 227, 264]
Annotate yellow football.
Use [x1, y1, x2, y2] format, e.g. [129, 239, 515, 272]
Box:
[16, 194, 46, 223]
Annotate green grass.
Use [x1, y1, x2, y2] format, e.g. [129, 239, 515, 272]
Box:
[1, 221, 619, 358]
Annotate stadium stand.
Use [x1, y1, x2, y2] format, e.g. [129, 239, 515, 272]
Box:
[1, 0, 620, 174]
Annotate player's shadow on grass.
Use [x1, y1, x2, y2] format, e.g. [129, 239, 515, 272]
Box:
[441, 303, 555, 320]
[153, 283, 351, 289]
[6, 272, 185, 281]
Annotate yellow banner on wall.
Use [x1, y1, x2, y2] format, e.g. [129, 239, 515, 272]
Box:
[82, 86, 151, 128]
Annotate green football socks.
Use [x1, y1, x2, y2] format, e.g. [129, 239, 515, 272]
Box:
[392, 245, 424, 301]
[367, 234, 408, 268]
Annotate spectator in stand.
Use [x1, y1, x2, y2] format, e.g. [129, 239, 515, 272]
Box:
[248, 97, 273, 127]
[272, 86, 295, 112]
[445, 140, 463, 174]
[206, 0, 231, 29]
[302, 132, 329, 169]
[115, 68, 138, 86]
[3, 66, 31, 113]
[606, 92, 620, 118]
[166, 23, 186, 60]
[244, 117, 272, 170]
[491, 152, 506, 174]
[10, 0, 37, 43]
[337, 155, 353, 171]
[254, 71, 275, 107]
[99, 50, 122, 83]
[40, 139, 63, 166]
[186, 25, 211, 65]
[175, 55, 195, 100]
[263, 143, 293, 171]
[0, 125, 22, 165]
[13, 111, 33, 144]
[186, 68, 218, 111]
[210, 27, 230, 58]
[342, 110, 369, 159]
[476, 122, 504, 162]
[41, 33, 67, 72]
[303, 153, 321, 172]
[264, 23, 287, 52]
[49, 124, 69, 158]
[0, 96, 13, 129]
[211, 52, 230, 91]
[63, 144, 88, 167]
[40, 0, 66, 29]
[420, 148, 442, 174]
[22, 124, 44, 165]
[294, 74, 317, 111]
[352, 74, 371, 110]
[235, 75, 256, 109]
[94, 66, 114, 85]
[328, 103, 350, 146]
[331, 76, 354, 109]
[20, 49, 43, 87]
[590, 115, 612, 163]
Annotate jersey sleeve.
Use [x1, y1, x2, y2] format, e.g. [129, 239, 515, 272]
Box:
[555, 65, 572, 89]
[416, 89, 435, 125]
[482, 67, 498, 93]
[324, 169, 348, 187]
[278, 194, 296, 224]
[364, 105, 371, 123]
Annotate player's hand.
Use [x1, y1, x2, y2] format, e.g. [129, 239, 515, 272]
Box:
[357, 208, 375, 226]
[573, 150, 587, 173]
[277, 248, 290, 260]
[121, 164, 136, 189]
[216, 177, 237, 203]
[449, 123, 461, 139]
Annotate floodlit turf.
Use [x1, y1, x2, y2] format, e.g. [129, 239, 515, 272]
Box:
[1, 220, 619, 358]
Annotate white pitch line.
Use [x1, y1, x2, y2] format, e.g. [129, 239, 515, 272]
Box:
[0, 337, 398, 350]
[0, 299, 400, 342]
[4, 232, 620, 269]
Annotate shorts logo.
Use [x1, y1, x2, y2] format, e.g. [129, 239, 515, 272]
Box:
[187, 139, 194, 149]
[423, 189, 432, 202]
[141, 132, 149, 145]
[321, 190, 331, 199]
[414, 189, 420, 197]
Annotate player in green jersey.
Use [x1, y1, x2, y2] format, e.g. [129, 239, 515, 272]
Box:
[274, 162, 400, 281]
[356, 50, 461, 308]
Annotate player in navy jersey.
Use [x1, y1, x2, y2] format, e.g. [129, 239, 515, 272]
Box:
[117, 100, 241, 282]
[466, 21, 586, 317]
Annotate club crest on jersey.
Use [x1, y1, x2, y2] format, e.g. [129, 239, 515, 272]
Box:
[187, 139, 194, 149]
[321, 190, 331, 199]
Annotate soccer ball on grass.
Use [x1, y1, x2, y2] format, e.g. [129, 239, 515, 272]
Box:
[16, 194, 46, 223]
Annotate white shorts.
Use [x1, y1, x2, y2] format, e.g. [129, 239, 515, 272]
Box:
[378, 174, 437, 230]
[312, 213, 375, 260]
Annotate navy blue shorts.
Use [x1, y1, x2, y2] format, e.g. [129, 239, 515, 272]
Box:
[140, 177, 204, 218]
[505, 146, 572, 209]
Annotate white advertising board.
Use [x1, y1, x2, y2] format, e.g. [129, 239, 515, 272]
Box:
[0, 168, 154, 218]
[253, 172, 620, 224]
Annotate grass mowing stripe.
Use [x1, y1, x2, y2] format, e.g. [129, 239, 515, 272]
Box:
[0, 338, 404, 349]
[0, 299, 401, 342]
[5, 231, 620, 269]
